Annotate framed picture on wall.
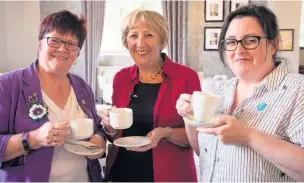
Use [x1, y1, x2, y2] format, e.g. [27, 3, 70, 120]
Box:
[204, 27, 222, 51]
[230, 0, 250, 12]
[278, 29, 294, 51]
[204, 0, 224, 22]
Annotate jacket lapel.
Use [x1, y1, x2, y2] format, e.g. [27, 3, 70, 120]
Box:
[153, 77, 168, 126]
[21, 61, 49, 129]
[68, 74, 93, 119]
[153, 55, 173, 126]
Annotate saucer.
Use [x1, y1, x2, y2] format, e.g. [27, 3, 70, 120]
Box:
[183, 115, 222, 128]
[64, 141, 104, 156]
[113, 136, 150, 148]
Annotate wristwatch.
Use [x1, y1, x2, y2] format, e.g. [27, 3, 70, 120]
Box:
[21, 132, 32, 154]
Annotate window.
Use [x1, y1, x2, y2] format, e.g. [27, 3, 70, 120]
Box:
[300, 0, 304, 47]
[100, 0, 162, 55]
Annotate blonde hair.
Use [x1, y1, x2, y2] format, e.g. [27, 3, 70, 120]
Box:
[121, 9, 169, 50]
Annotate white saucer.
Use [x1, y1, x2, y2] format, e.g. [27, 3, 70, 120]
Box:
[113, 136, 150, 148]
[64, 141, 104, 156]
[183, 115, 222, 128]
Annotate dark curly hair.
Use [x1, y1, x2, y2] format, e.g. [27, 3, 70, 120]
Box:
[38, 10, 87, 49]
[218, 4, 279, 64]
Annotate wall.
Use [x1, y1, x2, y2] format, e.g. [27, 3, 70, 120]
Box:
[1, 1, 40, 72]
[188, 1, 232, 77]
[268, 1, 302, 72]
[0, 1, 85, 76]
[0, 2, 8, 73]
[300, 49, 304, 65]
[188, 1, 267, 77]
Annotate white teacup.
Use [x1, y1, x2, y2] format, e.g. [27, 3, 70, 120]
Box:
[109, 108, 133, 129]
[69, 118, 94, 139]
[192, 91, 220, 122]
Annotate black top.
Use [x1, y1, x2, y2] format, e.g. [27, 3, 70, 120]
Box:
[110, 82, 161, 182]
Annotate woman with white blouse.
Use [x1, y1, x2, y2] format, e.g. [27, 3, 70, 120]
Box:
[176, 4, 304, 182]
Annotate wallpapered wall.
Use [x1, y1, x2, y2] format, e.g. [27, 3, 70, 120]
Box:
[40, 1, 86, 79]
[301, 49, 304, 65]
[188, 1, 232, 77]
[188, 1, 267, 77]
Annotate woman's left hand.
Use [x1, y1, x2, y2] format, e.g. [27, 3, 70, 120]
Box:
[128, 127, 168, 152]
[86, 134, 106, 160]
[197, 115, 254, 145]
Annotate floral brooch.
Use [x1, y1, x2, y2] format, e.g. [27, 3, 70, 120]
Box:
[28, 93, 48, 122]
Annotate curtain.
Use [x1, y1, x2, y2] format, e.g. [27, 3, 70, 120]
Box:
[83, 1, 106, 99]
[162, 1, 189, 66]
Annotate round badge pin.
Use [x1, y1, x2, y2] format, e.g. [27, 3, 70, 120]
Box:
[257, 103, 267, 111]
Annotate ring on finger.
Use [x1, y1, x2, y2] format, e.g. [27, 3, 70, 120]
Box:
[53, 137, 58, 144]
[54, 129, 59, 136]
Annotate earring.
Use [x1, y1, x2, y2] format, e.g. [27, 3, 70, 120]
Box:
[73, 59, 78, 65]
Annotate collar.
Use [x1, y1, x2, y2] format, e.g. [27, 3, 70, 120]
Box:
[22, 59, 40, 86]
[258, 60, 289, 92]
[224, 60, 289, 94]
[129, 53, 176, 82]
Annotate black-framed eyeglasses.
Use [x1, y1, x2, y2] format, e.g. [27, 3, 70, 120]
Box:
[221, 36, 267, 51]
[44, 37, 80, 51]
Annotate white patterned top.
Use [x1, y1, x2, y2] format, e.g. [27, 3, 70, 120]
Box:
[198, 60, 304, 182]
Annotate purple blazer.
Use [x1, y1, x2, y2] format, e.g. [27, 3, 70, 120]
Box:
[0, 61, 104, 182]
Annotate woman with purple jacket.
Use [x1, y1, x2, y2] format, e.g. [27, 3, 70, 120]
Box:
[0, 10, 106, 181]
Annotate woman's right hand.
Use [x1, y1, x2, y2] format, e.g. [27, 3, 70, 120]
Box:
[99, 106, 116, 134]
[31, 121, 70, 149]
[176, 94, 194, 117]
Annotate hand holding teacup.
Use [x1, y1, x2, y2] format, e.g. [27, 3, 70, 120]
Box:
[176, 91, 220, 123]
[68, 118, 105, 159]
[97, 106, 116, 134]
[196, 115, 253, 145]
[33, 121, 70, 148]
[97, 107, 133, 132]
[176, 93, 194, 117]
[87, 134, 106, 159]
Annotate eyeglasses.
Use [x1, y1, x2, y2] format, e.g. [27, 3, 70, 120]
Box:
[221, 36, 267, 51]
[44, 37, 80, 51]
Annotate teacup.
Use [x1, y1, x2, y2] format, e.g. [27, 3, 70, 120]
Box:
[192, 91, 220, 122]
[109, 108, 133, 129]
[69, 118, 94, 139]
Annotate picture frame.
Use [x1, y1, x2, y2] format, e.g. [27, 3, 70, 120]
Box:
[204, 27, 222, 51]
[278, 29, 294, 51]
[204, 0, 224, 22]
[230, 0, 250, 12]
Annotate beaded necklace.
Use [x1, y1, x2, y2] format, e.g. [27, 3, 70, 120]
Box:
[139, 65, 164, 83]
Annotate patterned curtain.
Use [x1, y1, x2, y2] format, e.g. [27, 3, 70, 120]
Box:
[83, 1, 106, 98]
[162, 1, 189, 66]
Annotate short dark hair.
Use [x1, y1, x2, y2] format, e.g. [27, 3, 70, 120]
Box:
[218, 4, 279, 64]
[38, 10, 87, 49]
